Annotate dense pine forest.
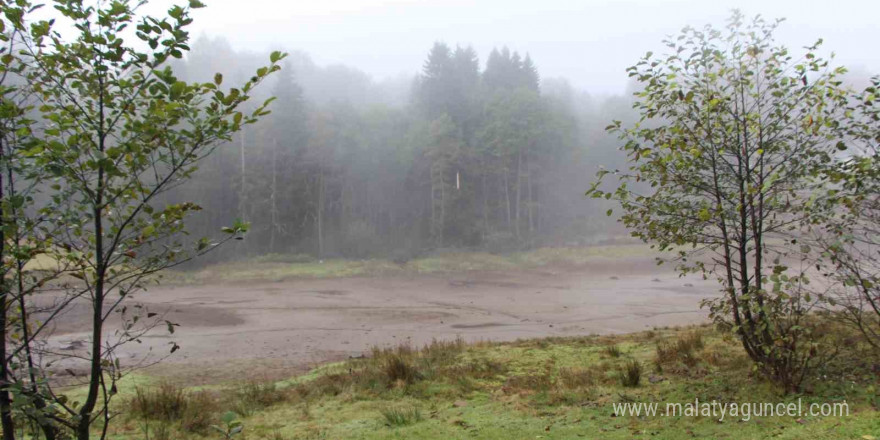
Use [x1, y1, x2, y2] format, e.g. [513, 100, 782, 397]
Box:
[167, 38, 634, 262]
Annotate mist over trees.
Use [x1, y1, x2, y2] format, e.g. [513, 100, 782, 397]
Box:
[167, 38, 631, 262]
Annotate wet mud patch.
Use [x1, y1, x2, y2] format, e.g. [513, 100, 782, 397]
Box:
[348, 308, 456, 323]
[448, 280, 525, 289]
[450, 322, 508, 329]
[306, 289, 349, 296]
[33, 300, 244, 335]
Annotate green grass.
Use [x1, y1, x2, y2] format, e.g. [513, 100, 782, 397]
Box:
[99, 326, 879, 440]
[160, 244, 654, 284]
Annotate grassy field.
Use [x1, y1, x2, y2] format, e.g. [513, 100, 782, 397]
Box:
[97, 325, 878, 440]
[160, 244, 655, 285]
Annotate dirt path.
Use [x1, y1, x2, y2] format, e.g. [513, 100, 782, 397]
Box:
[45, 256, 718, 384]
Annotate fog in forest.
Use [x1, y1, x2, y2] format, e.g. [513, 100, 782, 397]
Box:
[161, 40, 622, 264]
[156, 0, 879, 265]
[3, 1, 880, 437]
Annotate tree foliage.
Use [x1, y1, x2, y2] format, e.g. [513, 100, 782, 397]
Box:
[814, 76, 880, 348]
[0, 0, 283, 438]
[589, 11, 850, 392]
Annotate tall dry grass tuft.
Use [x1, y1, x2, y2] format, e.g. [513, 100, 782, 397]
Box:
[618, 359, 642, 387]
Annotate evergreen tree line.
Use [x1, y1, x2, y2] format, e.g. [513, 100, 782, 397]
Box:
[167, 39, 632, 262]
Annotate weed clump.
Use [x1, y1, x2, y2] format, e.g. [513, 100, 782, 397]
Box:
[380, 407, 423, 427]
[129, 383, 188, 422]
[558, 367, 597, 389]
[655, 331, 704, 370]
[383, 354, 423, 385]
[618, 359, 642, 387]
[603, 344, 622, 358]
[128, 383, 220, 434]
[232, 381, 287, 417]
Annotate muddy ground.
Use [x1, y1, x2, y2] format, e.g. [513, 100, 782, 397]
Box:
[43, 256, 717, 384]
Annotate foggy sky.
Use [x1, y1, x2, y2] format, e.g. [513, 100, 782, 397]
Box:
[164, 0, 878, 95]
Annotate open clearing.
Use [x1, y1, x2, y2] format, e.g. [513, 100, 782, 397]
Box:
[44, 247, 718, 384]
[40, 247, 878, 440]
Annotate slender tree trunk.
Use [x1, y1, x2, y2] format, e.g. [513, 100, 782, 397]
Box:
[317, 170, 325, 259]
[481, 168, 489, 239]
[514, 148, 522, 240]
[439, 169, 446, 247]
[340, 174, 349, 239]
[238, 128, 247, 221]
[527, 145, 534, 235]
[7, 165, 56, 440]
[503, 170, 511, 232]
[269, 138, 278, 253]
[430, 162, 445, 247]
[78, 176, 105, 440]
[79, 95, 109, 439]
[16, 264, 57, 440]
[0, 137, 15, 440]
[430, 166, 436, 244]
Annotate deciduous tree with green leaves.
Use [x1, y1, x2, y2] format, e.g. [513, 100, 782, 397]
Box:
[813, 77, 880, 348]
[0, 0, 285, 438]
[588, 11, 849, 392]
